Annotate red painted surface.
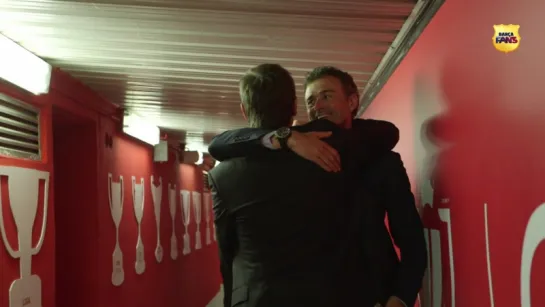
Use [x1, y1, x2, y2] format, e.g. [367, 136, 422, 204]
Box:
[0, 85, 55, 307]
[0, 67, 221, 307]
[364, 0, 545, 306]
[53, 107, 100, 307]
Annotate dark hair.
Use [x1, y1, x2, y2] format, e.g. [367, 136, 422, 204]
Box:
[304, 66, 360, 117]
[239, 64, 296, 129]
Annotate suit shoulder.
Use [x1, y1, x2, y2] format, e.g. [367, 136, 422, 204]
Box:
[376, 150, 401, 161]
[385, 150, 402, 159]
[296, 119, 340, 133]
[354, 118, 394, 124]
[354, 118, 397, 129]
[354, 118, 400, 150]
[209, 157, 245, 175]
[377, 151, 404, 169]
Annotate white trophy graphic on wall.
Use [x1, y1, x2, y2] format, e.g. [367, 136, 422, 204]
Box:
[132, 176, 146, 274]
[168, 183, 178, 260]
[213, 222, 216, 241]
[203, 192, 212, 245]
[0, 166, 49, 307]
[151, 176, 163, 263]
[108, 173, 124, 286]
[193, 191, 203, 250]
[180, 190, 191, 255]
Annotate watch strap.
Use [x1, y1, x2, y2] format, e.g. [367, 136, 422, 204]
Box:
[274, 127, 291, 150]
[278, 135, 290, 150]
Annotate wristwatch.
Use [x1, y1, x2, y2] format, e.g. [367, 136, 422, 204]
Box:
[273, 127, 292, 150]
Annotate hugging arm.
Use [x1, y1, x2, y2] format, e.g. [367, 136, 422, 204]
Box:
[207, 120, 341, 172]
[207, 128, 274, 161]
[207, 119, 399, 172]
[351, 119, 400, 156]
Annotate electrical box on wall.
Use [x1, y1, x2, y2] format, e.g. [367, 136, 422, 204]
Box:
[153, 140, 168, 162]
[182, 150, 200, 164]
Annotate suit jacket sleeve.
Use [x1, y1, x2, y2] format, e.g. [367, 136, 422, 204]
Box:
[207, 128, 273, 161]
[382, 152, 427, 306]
[352, 119, 400, 154]
[208, 174, 236, 307]
[207, 119, 340, 161]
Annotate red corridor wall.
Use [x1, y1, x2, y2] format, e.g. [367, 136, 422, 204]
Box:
[363, 0, 545, 306]
[0, 67, 222, 307]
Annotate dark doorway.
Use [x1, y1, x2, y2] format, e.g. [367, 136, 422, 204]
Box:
[52, 107, 98, 307]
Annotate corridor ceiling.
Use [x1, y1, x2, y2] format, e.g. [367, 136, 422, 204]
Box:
[0, 0, 442, 151]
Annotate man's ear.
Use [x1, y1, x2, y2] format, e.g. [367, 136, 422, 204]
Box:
[240, 103, 248, 121]
[348, 94, 359, 114]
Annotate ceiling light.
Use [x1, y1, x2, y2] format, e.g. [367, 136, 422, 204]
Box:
[0, 34, 51, 95]
[123, 112, 160, 146]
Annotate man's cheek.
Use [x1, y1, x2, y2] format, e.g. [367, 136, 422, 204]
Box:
[307, 109, 317, 120]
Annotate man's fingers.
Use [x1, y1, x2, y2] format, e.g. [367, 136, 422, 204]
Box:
[319, 144, 341, 171]
[323, 144, 340, 166]
[290, 132, 339, 172]
[305, 131, 332, 139]
[314, 149, 338, 172]
[318, 154, 338, 172]
[317, 155, 337, 172]
[313, 157, 333, 172]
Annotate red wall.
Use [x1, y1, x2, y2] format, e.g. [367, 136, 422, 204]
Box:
[0, 84, 55, 307]
[363, 0, 545, 306]
[0, 68, 221, 307]
[53, 108, 100, 307]
[98, 119, 221, 307]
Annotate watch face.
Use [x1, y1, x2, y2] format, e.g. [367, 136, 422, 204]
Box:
[275, 127, 290, 139]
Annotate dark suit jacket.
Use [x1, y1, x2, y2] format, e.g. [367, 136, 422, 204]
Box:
[208, 119, 399, 162]
[208, 119, 427, 307]
[344, 151, 427, 306]
[208, 119, 362, 307]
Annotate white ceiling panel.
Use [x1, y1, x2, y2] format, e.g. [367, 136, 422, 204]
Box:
[0, 0, 426, 149]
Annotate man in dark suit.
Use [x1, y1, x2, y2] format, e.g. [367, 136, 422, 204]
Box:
[208, 64, 397, 307]
[208, 66, 427, 307]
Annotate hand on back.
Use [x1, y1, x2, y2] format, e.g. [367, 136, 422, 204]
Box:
[287, 130, 341, 172]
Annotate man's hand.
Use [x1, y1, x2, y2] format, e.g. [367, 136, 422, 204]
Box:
[285, 130, 341, 172]
[384, 296, 406, 307]
[292, 119, 306, 126]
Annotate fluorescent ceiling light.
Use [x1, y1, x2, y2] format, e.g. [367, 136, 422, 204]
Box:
[185, 143, 206, 165]
[123, 112, 160, 146]
[195, 151, 203, 165]
[0, 34, 52, 95]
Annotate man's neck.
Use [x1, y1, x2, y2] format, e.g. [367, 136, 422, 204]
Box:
[341, 118, 352, 129]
